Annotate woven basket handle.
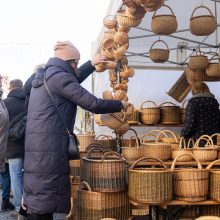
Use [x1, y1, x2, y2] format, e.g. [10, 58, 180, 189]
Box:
[181, 99, 188, 108]
[158, 129, 179, 143]
[210, 133, 220, 139]
[101, 151, 122, 161]
[191, 5, 214, 19]
[86, 146, 105, 157]
[171, 152, 202, 170]
[150, 40, 169, 51]
[139, 100, 158, 110]
[79, 181, 92, 191]
[159, 101, 178, 107]
[194, 135, 214, 148]
[140, 133, 157, 143]
[130, 157, 167, 170]
[129, 135, 140, 148]
[178, 137, 187, 149]
[209, 53, 219, 62]
[206, 159, 220, 169]
[187, 138, 195, 148]
[96, 135, 112, 140]
[141, 129, 168, 143]
[153, 4, 175, 17]
[110, 112, 126, 123]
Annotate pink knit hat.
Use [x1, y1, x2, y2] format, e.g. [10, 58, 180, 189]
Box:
[54, 41, 80, 61]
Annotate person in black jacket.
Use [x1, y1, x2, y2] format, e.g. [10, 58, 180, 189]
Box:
[4, 79, 27, 219]
[22, 41, 128, 220]
[181, 81, 220, 146]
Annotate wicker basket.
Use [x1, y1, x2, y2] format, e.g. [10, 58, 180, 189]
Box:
[190, 6, 216, 36]
[114, 31, 129, 46]
[180, 99, 188, 124]
[206, 54, 220, 77]
[69, 160, 81, 177]
[143, 0, 164, 12]
[193, 135, 217, 162]
[128, 157, 172, 204]
[188, 48, 209, 71]
[100, 113, 126, 130]
[127, 109, 139, 124]
[103, 15, 117, 29]
[77, 133, 96, 152]
[139, 100, 160, 125]
[151, 4, 178, 35]
[157, 129, 180, 145]
[95, 135, 116, 152]
[77, 181, 131, 220]
[159, 101, 181, 125]
[125, 5, 146, 19]
[171, 152, 209, 202]
[171, 137, 193, 161]
[167, 72, 191, 103]
[206, 159, 220, 202]
[82, 151, 126, 192]
[149, 40, 169, 63]
[101, 31, 115, 50]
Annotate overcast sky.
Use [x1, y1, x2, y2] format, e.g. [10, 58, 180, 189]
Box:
[0, 0, 110, 82]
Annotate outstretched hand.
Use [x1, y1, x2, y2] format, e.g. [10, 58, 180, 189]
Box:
[91, 53, 108, 66]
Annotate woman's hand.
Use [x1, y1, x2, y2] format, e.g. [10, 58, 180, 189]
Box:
[91, 53, 108, 66]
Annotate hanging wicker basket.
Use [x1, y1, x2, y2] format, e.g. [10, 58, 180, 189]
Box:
[127, 109, 139, 124]
[180, 99, 188, 124]
[206, 159, 220, 202]
[114, 30, 129, 46]
[190, 5, 217, 36]
[159, 101, 181, 124]
[103, 15, 118, 29]
[139, 100, 160, 125]
[77, 181, 131, 220]
[95, 135, 116, 152]
[192, 135, 217, 162]
[128, 157, 172, 204]
[143, 0, 164, 12]
[151, 4, 178, 35]
[149, 40, 169, 63]
[171, 152, 209, 202]
[206, 54, 220, 77]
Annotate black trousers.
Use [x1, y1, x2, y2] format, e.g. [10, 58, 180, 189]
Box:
[27, 213, 53, 220]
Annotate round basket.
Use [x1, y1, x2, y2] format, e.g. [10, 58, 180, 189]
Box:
[159, 101, 181, 125]
[127, 109, 139, 124]
[149, 40, 169, 63]
[103, 15, 117, 29]
[128, 157, 172, 204]
[171, 137, 193, 162]
[151, 4, 178, 35]
[114, 31, 129, 46]
[190, 6, 216, 36]
[77, 181, 131, 220]
[206, 54, 220, 77]
[95, 135, 116, 152]
[185, 66, 209, 84]
[139, 100, 160, 125]
[100, 113, 126, 130]
[77, 133, 96, 152]
[171, 152, 209, 202]
[143, 0, 164, 12]
[188, 48, 209, 71]
[206, 159, 220, 202]
[82, 151, 126, 192]
[125, 5, 146, 19]
[192, 135, 217, 162]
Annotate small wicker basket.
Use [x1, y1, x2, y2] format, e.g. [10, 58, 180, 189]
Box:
[103, 15, 117, 29]
[206, 54, 220, 77]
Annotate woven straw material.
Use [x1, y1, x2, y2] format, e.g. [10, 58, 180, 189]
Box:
[103, 15, 117, 29]
[125, 5, 146, 19]
[77, 134, 96, 152]
[143, 0, 164, 12]
[151, 5, 177, 35]
[117, 10, 142, 27]
[69, 160, 81, 177]
[94, 114, 106, 126]
[128, 157, 172, 204]
[82, 152, 126, 192]
[114, 31, 129, 46]
[95, 135, 116, 152]
[101, 31, 115, 50]
[171, 153, 209, 202]
[188, 55, 209, 71]
[127, 109, 139, 124]
[77, 182, 131, 220]
[190, 6, 216, 36]
[206, 63, 220, 77]
[100, 113, 125, 130]
[200, 205, 220, 217]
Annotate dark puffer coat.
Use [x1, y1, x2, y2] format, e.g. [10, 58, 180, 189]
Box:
[3, 88, 26, 159]
[181, 93, 220, 144]
[23, 58, 123, 214]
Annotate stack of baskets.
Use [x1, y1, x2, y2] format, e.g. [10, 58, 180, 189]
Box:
[78, 151, 131, 219]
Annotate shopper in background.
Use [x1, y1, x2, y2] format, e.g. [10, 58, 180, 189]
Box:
[0, 74, 15, 212]
[3, 79, 27, 219]
[181, 81, 220, 146]
[23, 41, 128, 220]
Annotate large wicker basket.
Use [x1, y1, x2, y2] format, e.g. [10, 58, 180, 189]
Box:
[206, 159, 220, 202]
[139, 100, 160, 125]
[190, 6, 216, 36]
[82, 151, 126, 192]
[159, 101, 181, 124]
[171, 152, 209, 202]
[77, 181, 131, 220]
[77, 133, 96, 152]
[128, 157, 172, 204]
[151, 4, 178, 35]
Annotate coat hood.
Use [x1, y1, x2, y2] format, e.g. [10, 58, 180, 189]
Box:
[32, 57, 75, 89]
[7, 88, 26, 100]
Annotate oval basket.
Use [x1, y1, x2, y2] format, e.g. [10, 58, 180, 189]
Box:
[128, 157, 172, 204]
[82, 151, 127, 192]
[139, 100, 160, 125]
[151, 4, 178, 35]
[77, 181, 131, 220]
[171, 152, 209, 202]
[159, 101, 181, 125]
[149, 40, 169, 63]
[192, 135, 217, 162]
[190, 6, 216, 36]
[206, 159, 220, 202]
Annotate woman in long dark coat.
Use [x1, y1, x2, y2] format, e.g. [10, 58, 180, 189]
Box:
[23, 41, 127, 220]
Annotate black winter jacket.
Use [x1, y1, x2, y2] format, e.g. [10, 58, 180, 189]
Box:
[3, 88, 26, 159]
[181, 93, 220, 144]
[23, 58, 123, 214]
